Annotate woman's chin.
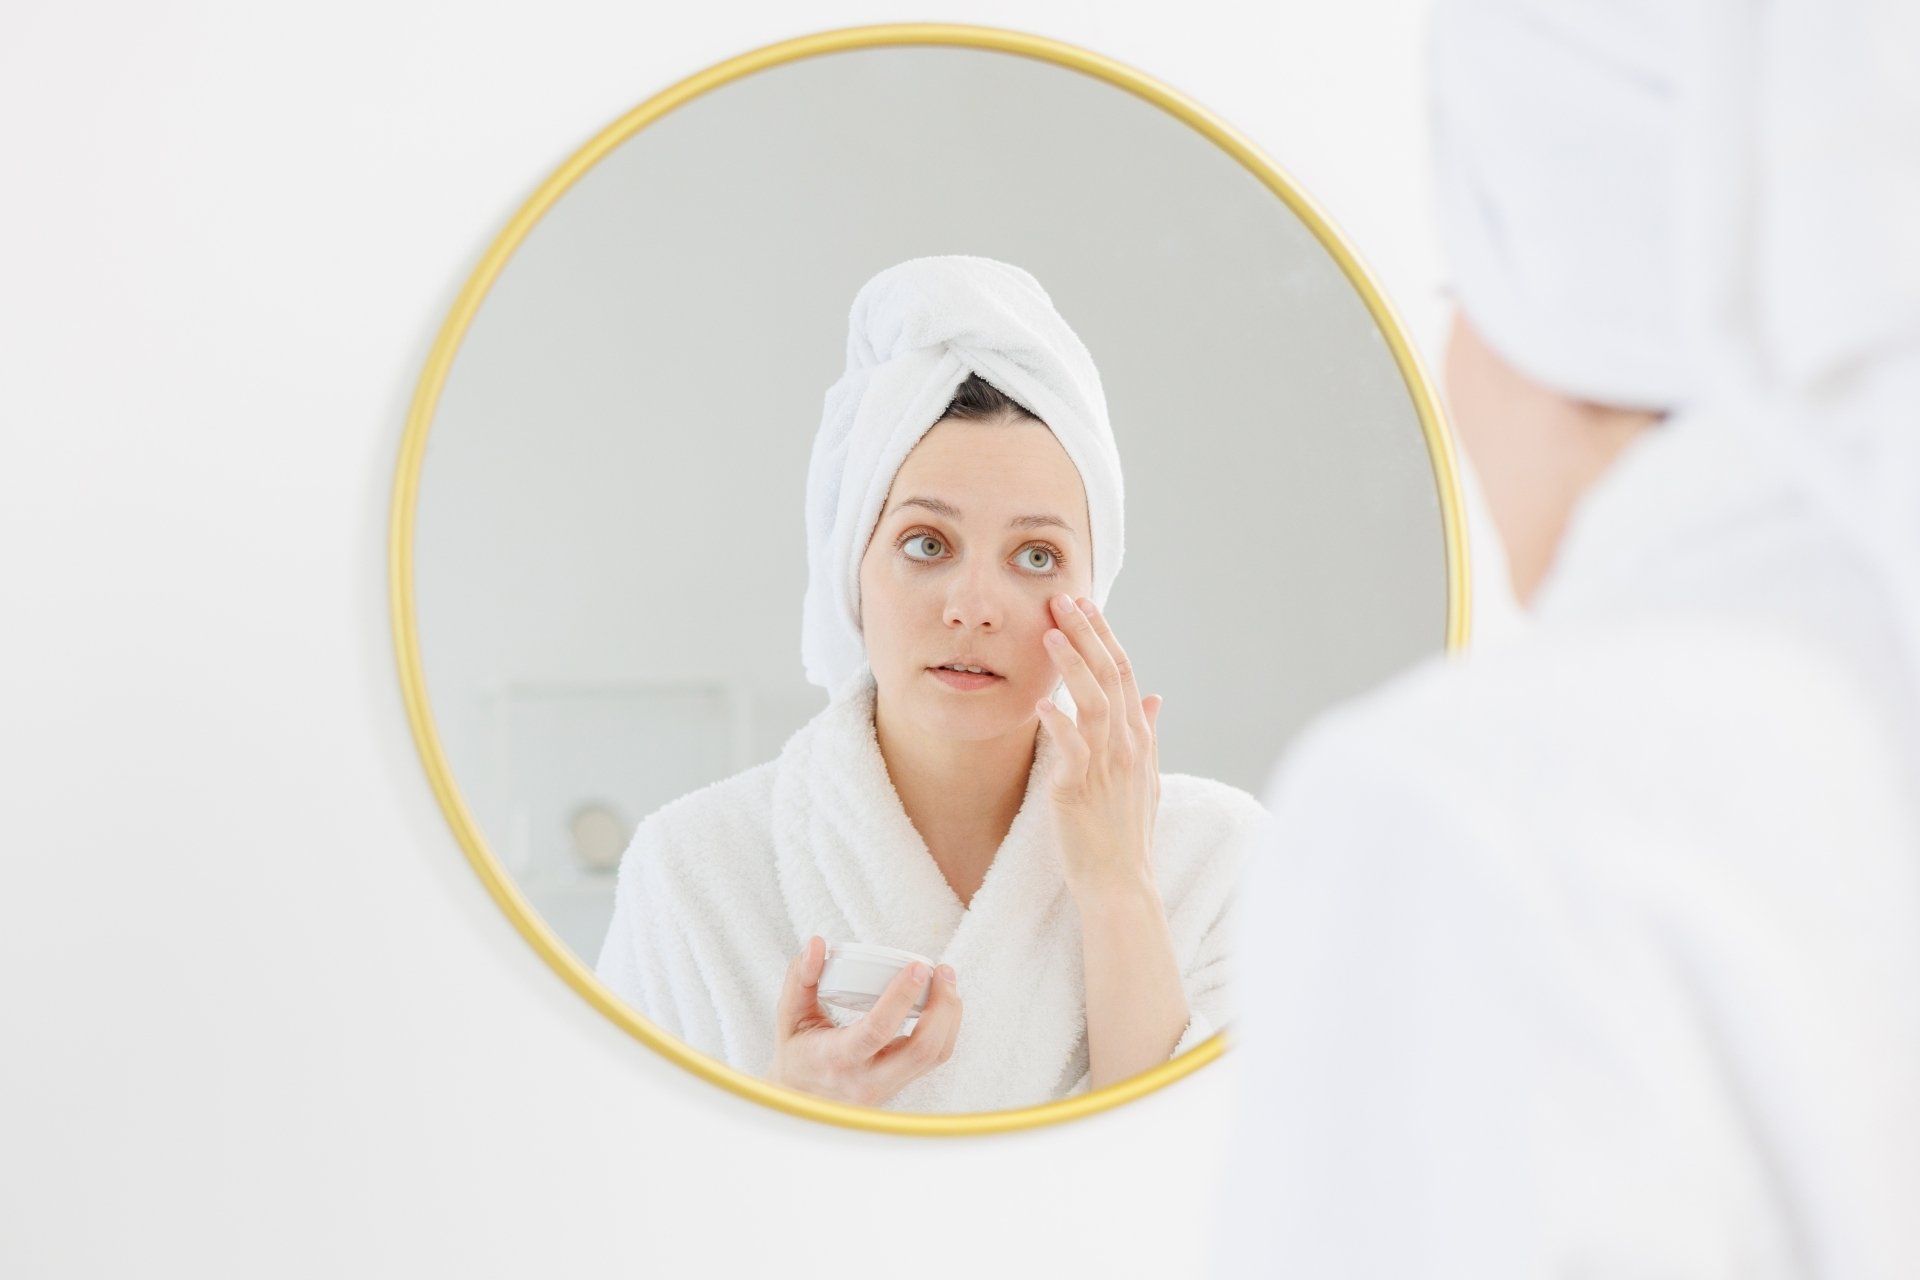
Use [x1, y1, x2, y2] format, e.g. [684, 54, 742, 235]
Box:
[913, 677, 1033, 739]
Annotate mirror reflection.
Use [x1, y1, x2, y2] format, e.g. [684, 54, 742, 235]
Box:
[413, 43, 1450, 1114]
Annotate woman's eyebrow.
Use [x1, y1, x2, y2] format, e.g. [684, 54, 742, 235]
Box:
[889, 495, 1076, 533]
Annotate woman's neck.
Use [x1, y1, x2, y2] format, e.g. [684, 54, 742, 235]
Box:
[872, 693, 1037, 909]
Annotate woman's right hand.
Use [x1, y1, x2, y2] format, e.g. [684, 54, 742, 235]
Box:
[769, 936, 962, 1107]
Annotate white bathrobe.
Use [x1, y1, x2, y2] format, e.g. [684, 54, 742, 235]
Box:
[1210, 406, 1920, 1276]
[595, 662, 1270, 1113]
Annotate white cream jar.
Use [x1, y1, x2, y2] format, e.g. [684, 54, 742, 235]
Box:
[817, 941, 935, 1034]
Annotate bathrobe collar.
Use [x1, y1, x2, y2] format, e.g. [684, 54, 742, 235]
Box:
[771, 661, 1087, 1112]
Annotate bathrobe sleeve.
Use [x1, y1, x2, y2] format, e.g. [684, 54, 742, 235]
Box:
[1055, 779, 1262, 1094]
[594, 817, 702, 1048]
[1168, 884, 1237, 1058]
[1171, 1014, 1216, 1058]
[1166, 778, 1268, 1061]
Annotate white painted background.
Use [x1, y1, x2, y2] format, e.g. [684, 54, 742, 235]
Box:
[2, 2, 1508, 1275]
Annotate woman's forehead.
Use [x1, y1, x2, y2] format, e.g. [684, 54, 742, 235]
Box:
[888, 420, 1086, 522]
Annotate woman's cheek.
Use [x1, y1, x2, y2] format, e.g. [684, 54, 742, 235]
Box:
[1026, 635, 1051, 690]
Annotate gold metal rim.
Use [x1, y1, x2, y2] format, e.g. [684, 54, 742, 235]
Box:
[387, 20, 1471, 1138]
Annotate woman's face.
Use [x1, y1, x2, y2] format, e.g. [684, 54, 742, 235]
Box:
[858, 415, 1093, 742]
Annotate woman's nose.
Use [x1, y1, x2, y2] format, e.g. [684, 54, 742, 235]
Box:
[942, 561, 1006, 630]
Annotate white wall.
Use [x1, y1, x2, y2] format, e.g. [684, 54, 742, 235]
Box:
[1, 2, 1503, 1275]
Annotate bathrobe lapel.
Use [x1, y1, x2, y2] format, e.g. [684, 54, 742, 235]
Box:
[771, 664, 1088, 1112]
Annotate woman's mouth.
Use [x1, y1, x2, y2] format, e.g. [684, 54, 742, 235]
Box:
[927, 663, 1004, 691]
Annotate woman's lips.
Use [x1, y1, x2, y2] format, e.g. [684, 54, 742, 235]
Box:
[927, 666, 1004, 691]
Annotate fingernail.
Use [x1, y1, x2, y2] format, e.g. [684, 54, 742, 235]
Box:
[908, 963, 929, 982]
[1076, 596, 1095, 614]
[937, 964, 957, 990]
[1053, 593, 1075, 613]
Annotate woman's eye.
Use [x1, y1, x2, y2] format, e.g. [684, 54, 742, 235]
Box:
[1019, 545, 1057, 572]
[902, 534, 945, 561]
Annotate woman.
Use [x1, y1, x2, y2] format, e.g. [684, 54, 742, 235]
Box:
[595, 255, 1269, 1113]
[1212, 0, 1920, 1273]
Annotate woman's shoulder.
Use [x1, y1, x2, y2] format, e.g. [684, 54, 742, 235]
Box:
[640, 757, 779, 833]
[1147, 772, 1269, 918]
[1158, 771, 1273, 838]
[1153, 771, 1274, 871]
[612, 758, 781, 902]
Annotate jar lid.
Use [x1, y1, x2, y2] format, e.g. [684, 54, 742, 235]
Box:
[824, 940, 934, 969]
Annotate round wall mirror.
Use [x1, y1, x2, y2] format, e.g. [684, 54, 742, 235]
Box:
[390, 23, 1468, 1135]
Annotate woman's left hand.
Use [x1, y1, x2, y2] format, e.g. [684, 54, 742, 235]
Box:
[1033, 592, 1165, 899]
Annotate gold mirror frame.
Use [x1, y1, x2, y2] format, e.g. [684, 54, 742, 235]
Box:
[388, 21, 1472, 1136]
